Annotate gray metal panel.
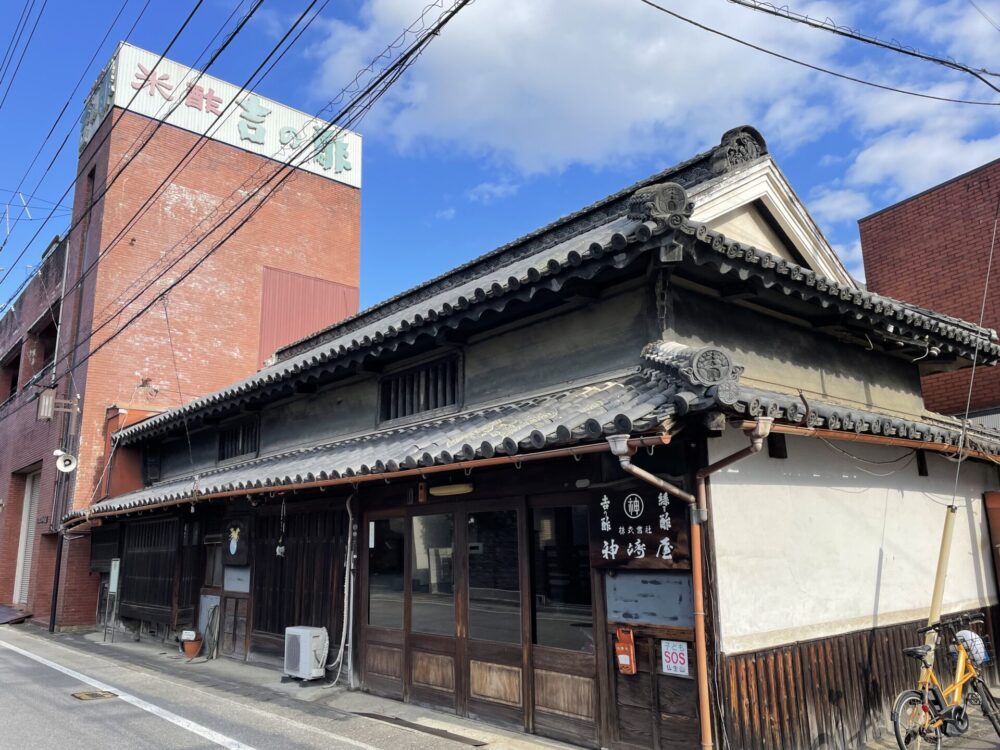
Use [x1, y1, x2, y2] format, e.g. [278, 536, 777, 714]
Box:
[605, 571, 694, 628]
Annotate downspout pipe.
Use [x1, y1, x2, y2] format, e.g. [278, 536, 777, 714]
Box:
[607, 417, 772, 750]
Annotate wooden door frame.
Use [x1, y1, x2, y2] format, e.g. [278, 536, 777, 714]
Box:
[359, 491, 603, 745]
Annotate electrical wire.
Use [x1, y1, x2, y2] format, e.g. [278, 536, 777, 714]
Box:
[0, 0, 474, 440]
[54, 0, 470, 406]
[948, 194, 1000, 509]
[729, 0, 1000, 89]
[93, 0, 449, 324]
[0, 0, 48, 113]
[82, 0, 458, 334]
[0, 0, 208, 290]
[0, 0, 255, 311]
[818, 437, 914, 465]
[72, 0, 320, 327]
[0, 0, 139, 250]
[0, 1, 34, 94]
[638, 0, 1000, 106]
[967, 0, 1000, 32]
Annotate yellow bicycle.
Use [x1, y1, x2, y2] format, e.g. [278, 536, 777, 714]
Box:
[892, 613, 1000, 748]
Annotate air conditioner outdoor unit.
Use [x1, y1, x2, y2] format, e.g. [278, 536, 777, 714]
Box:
[284, 626, 329, 680]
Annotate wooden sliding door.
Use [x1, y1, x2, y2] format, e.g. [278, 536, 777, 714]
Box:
[360, 493, 599, 746]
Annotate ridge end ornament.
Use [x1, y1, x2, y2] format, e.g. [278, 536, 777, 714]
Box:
[711, 125, 769, 173]
[627, 182, 694, 222]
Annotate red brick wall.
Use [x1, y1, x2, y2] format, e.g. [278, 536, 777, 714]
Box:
[860, 159, 1000, 415]
[0, 107, 360, 626]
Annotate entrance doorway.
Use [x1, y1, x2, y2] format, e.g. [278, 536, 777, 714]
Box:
[13, 471, 41, 606]
[362, 495, 599, 746]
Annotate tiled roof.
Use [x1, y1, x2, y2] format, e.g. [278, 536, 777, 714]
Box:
[68, 341, 1000, 525]
[69, 370, 674, 521]
[114, 136, 999, 447]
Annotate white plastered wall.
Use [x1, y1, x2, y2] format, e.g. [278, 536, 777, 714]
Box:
[709, 430, 999, 654]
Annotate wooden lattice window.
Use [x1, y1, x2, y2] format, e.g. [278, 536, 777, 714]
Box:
[378, 353, 461, 423]
[218, 418, 260, 462]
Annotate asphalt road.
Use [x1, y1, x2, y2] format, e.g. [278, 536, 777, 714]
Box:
[0, 629, 464, 750]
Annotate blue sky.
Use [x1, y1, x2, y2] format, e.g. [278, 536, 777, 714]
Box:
[1, 0, 999, 312]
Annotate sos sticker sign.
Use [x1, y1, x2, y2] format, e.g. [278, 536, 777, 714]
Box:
[661, 640, 689, 677]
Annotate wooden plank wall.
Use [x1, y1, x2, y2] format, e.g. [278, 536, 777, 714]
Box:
[720, 606, 1000, 749]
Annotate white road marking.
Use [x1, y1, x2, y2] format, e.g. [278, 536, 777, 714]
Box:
[0, 639, 256, 750]
[0, 631, 386, 750]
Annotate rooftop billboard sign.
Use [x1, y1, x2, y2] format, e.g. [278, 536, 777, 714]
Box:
[80, 43, 362, 188]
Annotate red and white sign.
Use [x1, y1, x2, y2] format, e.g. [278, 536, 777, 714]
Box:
[660, 639, 689, 676]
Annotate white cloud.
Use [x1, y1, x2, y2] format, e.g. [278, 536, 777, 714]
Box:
[467, 179, 518, 204]
[810, 188, 872, 224]
[311, 0, 1000, 229]
[847, 128, 1000, 197]
[434, 207, 456, 220]
[311, 0, 846, 174]
[833, 238, 866, 281]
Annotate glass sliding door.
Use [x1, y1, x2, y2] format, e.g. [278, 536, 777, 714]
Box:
[407, 511, 458, 710]
[529, 499, 598, 747]
[468, 510, 521, 644]
[463, 504, 527, 728]
[362, 515, 406, 699]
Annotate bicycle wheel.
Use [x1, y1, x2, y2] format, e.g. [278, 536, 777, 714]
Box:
[892, 690, 942, 750]
[975, 679, 1000, 738]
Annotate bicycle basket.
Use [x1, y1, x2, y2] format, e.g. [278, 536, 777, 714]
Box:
[956, 629, 991, 665]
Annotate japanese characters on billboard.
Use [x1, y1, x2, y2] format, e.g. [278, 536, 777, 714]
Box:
[590, 487, 690, 570]
[79, 43, 362, 188]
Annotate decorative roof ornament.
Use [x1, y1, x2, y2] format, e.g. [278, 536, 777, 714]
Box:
[642, 341, 745, 410]
[627, 182, 694, 222]
[711, 125, 768, 174]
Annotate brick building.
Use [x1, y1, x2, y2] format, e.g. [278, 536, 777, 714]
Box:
[861, 159, 1000, 417]
[0, 42, 361, 628]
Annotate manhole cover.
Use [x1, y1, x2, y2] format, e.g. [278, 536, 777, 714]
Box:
[72, 691, 117, 701]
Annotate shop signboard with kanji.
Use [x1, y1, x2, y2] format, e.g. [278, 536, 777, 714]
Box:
[79, 42, 362, 188]
[589, 486, 690, 570]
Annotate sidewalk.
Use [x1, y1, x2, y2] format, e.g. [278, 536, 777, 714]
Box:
[863, 714, 999, 749]
[1, 621, 577, 750]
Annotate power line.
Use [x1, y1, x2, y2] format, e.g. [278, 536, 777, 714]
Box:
[0, 0, 48, 112]
[94, 0, 452, 324]
[46, 0, 309, 329]
[45, 0, 473, 426]
[967, 0, 1000, 32]
[637, 0, 1000, 106]
[93, 0, 459, 326]
[728, 0, 1000, 93]
[949, 193, 1000, 507]
[0, 0, 473, 437]
[0, 0, 212, 292]
[0, 0, 141, 249]
[0, 1, 34, 93]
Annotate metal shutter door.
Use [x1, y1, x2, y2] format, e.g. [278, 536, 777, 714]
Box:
[15, 472, 41, 604]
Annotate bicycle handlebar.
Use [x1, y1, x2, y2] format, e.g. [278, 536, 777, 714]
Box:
[916, 613, 985, 636]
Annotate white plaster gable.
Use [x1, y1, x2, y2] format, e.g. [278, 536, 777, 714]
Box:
[688, 157, 856, 289]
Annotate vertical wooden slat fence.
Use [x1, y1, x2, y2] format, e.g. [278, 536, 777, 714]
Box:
[721, 606, 1000, 749]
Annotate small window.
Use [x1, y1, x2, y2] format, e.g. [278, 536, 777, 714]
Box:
[0, 346, 21, 402]
[379, 354, 461, 423]
[218, 418, 260, 462]
[143, 447, 161, 484]
[204, 534, 223, 589]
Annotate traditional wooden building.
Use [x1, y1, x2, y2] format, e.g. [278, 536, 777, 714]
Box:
[63, 127, 1000, 749]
